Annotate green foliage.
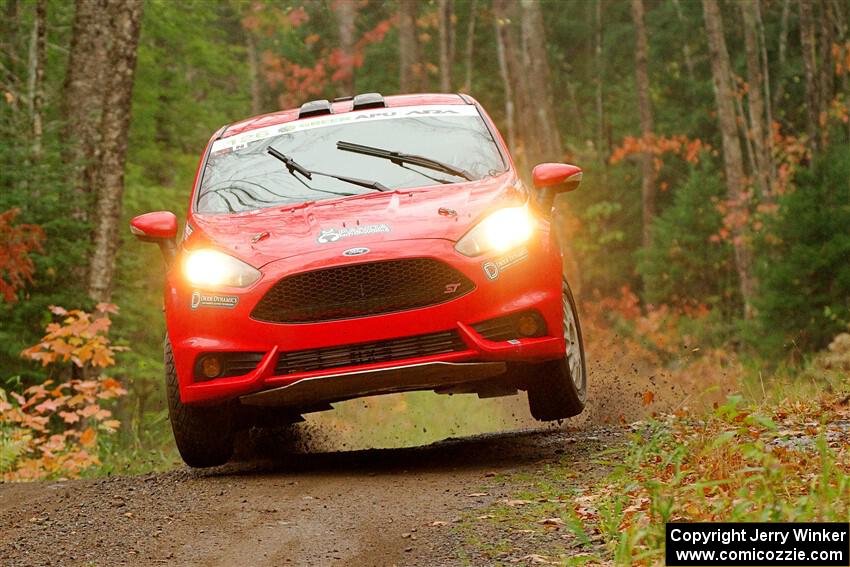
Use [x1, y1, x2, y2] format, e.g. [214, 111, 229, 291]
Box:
[565, 164, 642, 297]
[756, 144, 850, 354]
[0, 140, 92, 383]
[638, 158, 738, 311]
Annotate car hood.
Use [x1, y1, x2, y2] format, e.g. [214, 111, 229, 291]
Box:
[187, 172, 525, 267]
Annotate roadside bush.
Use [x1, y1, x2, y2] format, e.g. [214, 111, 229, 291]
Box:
[0, 304, 126, 481]
[757, 144, 850, 354]
[571, 393, 850, 564]
[637, 160, 738, 314]
[587, 285, 733, 361]
[0, 208, 44, 304]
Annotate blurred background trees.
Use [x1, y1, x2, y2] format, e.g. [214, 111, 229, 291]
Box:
[1, 0, 849, 461]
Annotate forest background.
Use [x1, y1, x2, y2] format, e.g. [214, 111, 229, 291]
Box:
[1, 0, 849, 478]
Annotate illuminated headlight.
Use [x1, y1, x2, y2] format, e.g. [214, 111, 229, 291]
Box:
[455, 205, 535, 257]
[183, 249, 260, 288]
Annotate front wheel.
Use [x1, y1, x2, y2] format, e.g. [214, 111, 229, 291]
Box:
[165, 339, 234, 468]
[526, 279, 587, 421]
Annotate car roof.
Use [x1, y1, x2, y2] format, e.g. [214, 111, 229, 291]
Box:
[220, 93, 475, 139]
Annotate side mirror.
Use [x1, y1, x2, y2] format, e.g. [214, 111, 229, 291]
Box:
[130, 211, 178, 265]
[531, 163, 583, 214]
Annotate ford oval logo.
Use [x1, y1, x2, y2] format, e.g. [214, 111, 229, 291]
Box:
[342, 247, 370, 257]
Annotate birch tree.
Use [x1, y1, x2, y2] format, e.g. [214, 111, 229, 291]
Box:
[631, 0, 654, 246]
[87, 0, 143, 302]
[703, 0, 756, 317]
[398, 0, 421, 92]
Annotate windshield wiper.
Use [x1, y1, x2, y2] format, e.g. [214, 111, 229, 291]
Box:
[336, 141, 475, 181]
[267, 146, 389, 192]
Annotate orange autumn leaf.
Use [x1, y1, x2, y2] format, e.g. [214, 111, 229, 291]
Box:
[642, 391, 655, 407]
[59, 411, 80, 424]
[3, 304, 126, 481]
[79, 427, 96, 448]
[78, 404, 101, 418]
[93, 408, 112, 421]
[91, 347, 115, 368]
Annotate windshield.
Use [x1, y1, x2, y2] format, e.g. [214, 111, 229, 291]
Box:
[196, 105, 506, 214]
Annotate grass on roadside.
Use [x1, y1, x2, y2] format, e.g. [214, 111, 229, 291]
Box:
[461, 387, 850, 565]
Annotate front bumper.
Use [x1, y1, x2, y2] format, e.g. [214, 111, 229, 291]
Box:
[165, 233, 565, 406]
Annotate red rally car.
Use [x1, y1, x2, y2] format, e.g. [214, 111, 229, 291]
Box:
[131, 93, 587, 468]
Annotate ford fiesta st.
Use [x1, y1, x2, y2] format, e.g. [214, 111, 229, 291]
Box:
[131, 92, 587, 467]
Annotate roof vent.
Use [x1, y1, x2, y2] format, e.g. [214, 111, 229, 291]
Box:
[299, 99, 333, 118]
[352, 92, 386, 111]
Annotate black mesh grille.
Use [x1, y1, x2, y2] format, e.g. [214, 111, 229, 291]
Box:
[252, 258, 475, 323]
[275, 331, 466, 375]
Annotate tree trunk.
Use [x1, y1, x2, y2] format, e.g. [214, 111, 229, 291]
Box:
[595, 0, 606, 166]
[398, 0, 421, 92]
[492, 1, 515, 152]
[28, 0, 45, 159]
[333, 0, 356, 96]
[462, 0, 477, 93]
[493, 0, 530, 158]
[741, 0, 771, 200]
[754, 0, 775, 189]
[816, 0, 835, 149]
[519, 0, 562, 163]
[832, 0, 850, 141]
[2, 0, 20, 96]
[702, 0, 756, 318]
[631, 0, 655, 247]
[671, 0, 695, 83]
[798, 0, 820, 153]
[63, 0, 110, 222]
[772, 0, 790, 111]
[438, 0, 452, 92]
[246, 31, 262, 115]
[87, 0, 143, 303]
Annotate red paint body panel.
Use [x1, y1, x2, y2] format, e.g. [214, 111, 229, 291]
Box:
[531, 163, 583, 188]
[130, 211, 178, 240]
[161, 94, 569, 407]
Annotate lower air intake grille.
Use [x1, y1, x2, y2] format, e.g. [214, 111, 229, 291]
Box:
[472, 311, 547, 341]
[193, 352, 264, 382]
[275, 331, 466, 375]
[251, 258, 475, 323]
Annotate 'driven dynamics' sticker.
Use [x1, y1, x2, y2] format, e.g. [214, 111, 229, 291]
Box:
[191, 291, 239, 310]
[482, 248, 529, 280]
[317, 224, 391, 244]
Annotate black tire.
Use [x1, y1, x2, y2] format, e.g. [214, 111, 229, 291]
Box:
[526, 279, 587, 421]
[165, 339, 234, 468]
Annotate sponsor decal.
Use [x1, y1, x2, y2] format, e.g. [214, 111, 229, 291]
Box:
[482, 247, 529, 281]
[191, 291, 239, 310]
[211, 105, 479, 155]
[483, 261, 500, 280]
[317, 224, 391, 244]
[342, 247, 370, 257]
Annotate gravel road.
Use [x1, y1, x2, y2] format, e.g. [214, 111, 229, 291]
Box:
[0, 424, 621, 567]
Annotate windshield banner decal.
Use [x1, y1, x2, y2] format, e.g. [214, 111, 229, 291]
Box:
[212, 105, 480, 154]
